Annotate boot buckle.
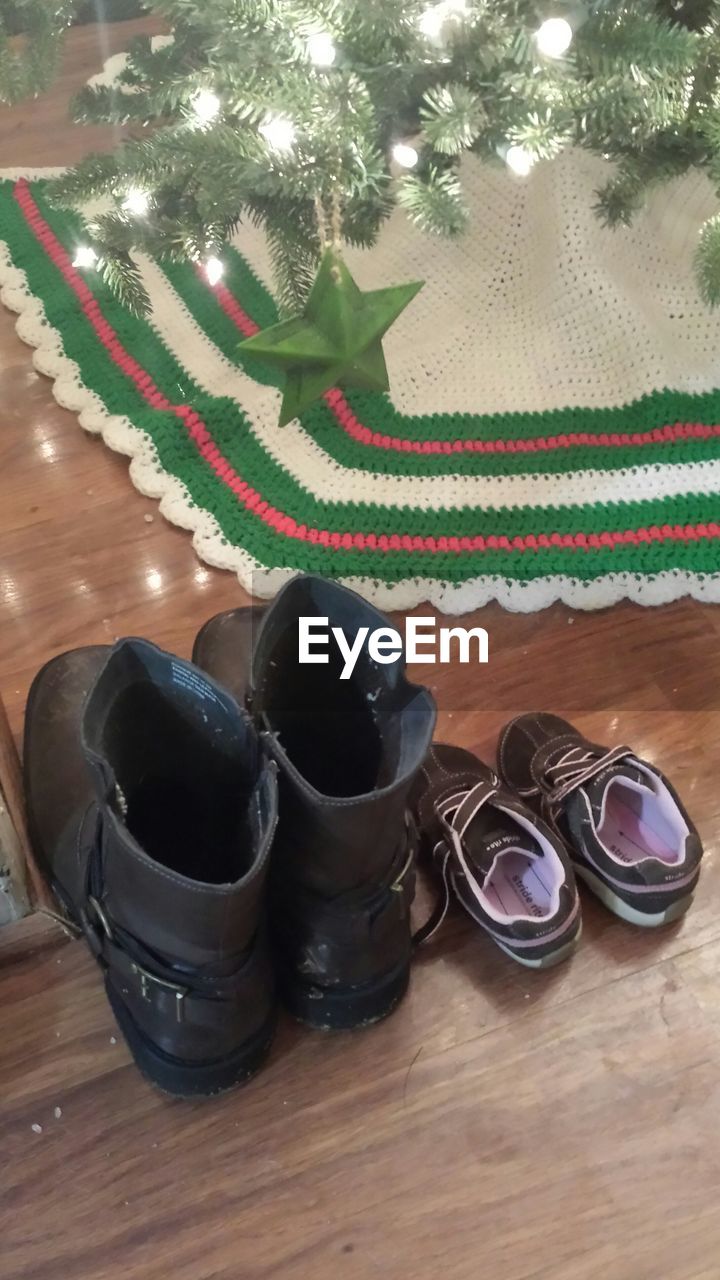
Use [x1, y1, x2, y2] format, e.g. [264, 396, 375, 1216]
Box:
[129, 962, 189, 1022]
[391, 811, 418, 892]
[80, 895, 114, 959]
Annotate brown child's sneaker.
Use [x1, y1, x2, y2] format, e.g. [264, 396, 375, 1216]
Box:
[498, 713, 703, 928]
[411, 744, 581, 968]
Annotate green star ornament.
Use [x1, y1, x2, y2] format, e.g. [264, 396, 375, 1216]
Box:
[239, 249, 424, 426]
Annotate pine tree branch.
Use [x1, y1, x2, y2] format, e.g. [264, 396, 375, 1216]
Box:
[0, 1, 77, 104]
[696, 214, 720, 304]
[18, 0, 720, 313]
[421, 84, 486, 155]
[397, 167, 468, 237]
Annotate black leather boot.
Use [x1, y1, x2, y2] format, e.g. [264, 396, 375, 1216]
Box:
[24, 639, 278, 1096]
[194, 575, 436, 1030]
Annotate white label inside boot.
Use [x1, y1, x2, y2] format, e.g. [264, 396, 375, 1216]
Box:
[171, 662, 222, 705]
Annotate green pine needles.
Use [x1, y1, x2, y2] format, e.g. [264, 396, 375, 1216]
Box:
[0, 2, 76, 104]
[8, 1, 720, 312]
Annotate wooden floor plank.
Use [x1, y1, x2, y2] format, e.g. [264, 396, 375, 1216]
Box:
[4, 943, 720, 1280]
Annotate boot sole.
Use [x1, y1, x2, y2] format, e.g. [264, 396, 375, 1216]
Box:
[107, 982, 276, 1098]
[36, 852, 277, 1097]
[44, 861, 276, 1097]
[279, 954, 411, 1031]
[24, 655, 276, 1099]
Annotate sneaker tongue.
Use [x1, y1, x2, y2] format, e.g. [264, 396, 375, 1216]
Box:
[463, 823, 537, 883]
[578, 758, 650, 821]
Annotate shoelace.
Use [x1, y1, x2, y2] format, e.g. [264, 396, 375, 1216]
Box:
[414, 777, 499, 947]
[541, 743, 634, 826]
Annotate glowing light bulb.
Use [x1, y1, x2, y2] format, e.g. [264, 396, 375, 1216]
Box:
[122, 187, 150, 215]
[419, 0, 468, 39]
[505, 145, 535, 177]
[259, 115, 296, 153]
[536, 17, 573, 58]
[192, 88, 220, 124]
[307, 32, 336, 67]
[73, 245, 97, 268]
[205, 256, 224, 286]
[392, 143, 419, 169]
[418, 4, 446, 39]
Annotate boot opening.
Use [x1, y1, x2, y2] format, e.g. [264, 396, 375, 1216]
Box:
[251, 576, 435, 798]
[103, 683, 257, 885]
[259, 623, 383, 796]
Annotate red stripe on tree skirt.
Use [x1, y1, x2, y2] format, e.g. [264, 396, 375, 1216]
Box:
[206, 269, 720, 456]
[196, 266, 260, 339]
[329, 408, 720, 455]
[15, 178, 720, 557]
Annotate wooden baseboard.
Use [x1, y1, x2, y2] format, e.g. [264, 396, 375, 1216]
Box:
[0, 692, 53, 911]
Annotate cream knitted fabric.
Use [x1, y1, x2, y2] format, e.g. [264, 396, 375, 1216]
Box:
[2, 144, 720, 612]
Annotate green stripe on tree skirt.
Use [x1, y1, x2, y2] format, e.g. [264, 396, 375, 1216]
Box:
[19, 187, 720, 534]
[162, 245, 720, 479]
[2, 174, 720, 602]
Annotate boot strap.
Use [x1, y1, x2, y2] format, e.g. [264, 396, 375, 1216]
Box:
[276, 811, 418, 923]
[79, 810, 258, 1021]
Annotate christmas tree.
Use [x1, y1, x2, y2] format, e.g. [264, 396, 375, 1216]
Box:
[5, 2, 720, 416]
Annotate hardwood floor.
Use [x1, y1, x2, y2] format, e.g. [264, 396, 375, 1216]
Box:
[2, 19, 720, 1280]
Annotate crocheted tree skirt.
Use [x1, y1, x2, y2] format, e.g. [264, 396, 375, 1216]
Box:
[2, 157, 720, 613]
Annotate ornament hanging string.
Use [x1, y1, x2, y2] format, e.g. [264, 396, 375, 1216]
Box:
[313, 192, 329, 253]
[330, 190, 342, 250]
[314, 188, 344, 280]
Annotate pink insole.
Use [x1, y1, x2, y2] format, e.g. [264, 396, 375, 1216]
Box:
[596, 793, 682, 865]
[484, 851, 554, 920]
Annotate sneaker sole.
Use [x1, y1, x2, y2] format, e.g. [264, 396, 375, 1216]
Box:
[459, 890, 581, 970]
[575, 863, 693, 927]
[494, 921, 582, 969]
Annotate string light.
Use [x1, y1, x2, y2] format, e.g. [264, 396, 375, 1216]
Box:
[505, 145, 535, 177]
[392, 143, 419, 169]
[259, 114, 296, 153]
[307, 32, 336, 66]
[191, 88, 220, 124]
[72, 246, 97, 268]
[415, 3, 443, 39]
[536, 17, 573, 58]
[122, 187, 150, 215]
[418, 0, 468, 40]
[205, 256, 224, 286]
[418, 4, 445, 38]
